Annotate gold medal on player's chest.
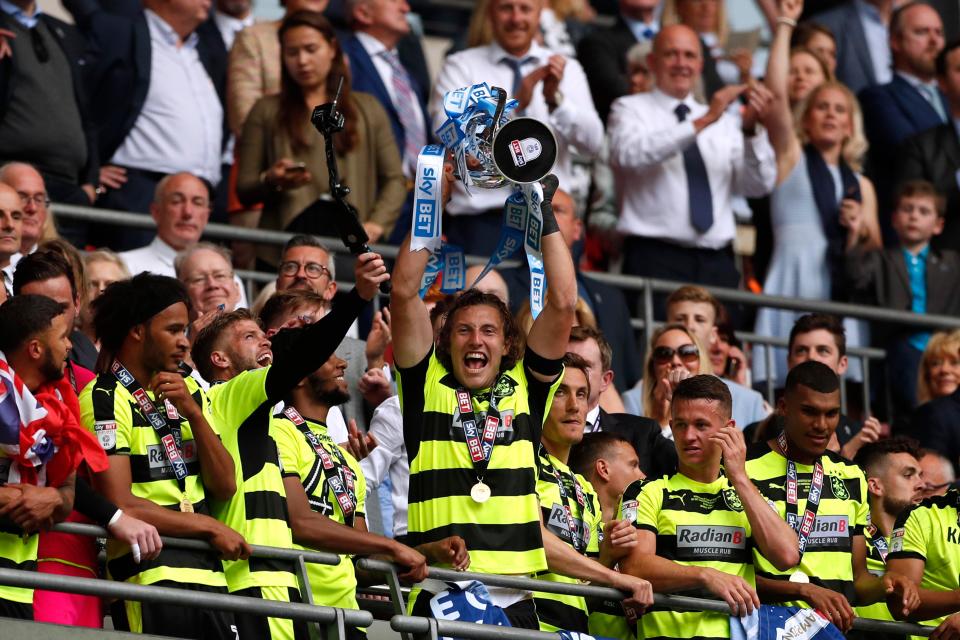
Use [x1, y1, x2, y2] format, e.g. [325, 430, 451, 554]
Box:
[471, 481, 491, 503]
[789, 570, 809, 583]
[180, 495, 194, 513]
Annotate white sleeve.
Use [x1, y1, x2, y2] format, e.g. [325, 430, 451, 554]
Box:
[548, 59, 603, 157]
[326, 406, 349, 443]
[360, 396, 403, 489]
[608, 97, 698, 170]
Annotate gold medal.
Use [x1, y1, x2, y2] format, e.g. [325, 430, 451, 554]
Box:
[470, 481, 491, 503]
[180, 496, 194, 513]
[789, 570, 809, 583]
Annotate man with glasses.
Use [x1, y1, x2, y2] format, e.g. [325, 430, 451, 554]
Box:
[0, 162, 56, 257]
[275, 234, 338, 302]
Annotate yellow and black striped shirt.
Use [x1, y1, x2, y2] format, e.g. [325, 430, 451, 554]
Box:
[206, 368, 298, 593]
[534, 450, 603, 633]
[744, 442, 868, 606]
[0, 452, 38, 604]
[271, 413, 366, 611]
[397, 347, 560, 576]
[888, 488, 960, 634]
[79, 373, 226, 588]
[621, 474, 755, 640]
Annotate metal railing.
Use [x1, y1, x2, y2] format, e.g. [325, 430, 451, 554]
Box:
[0, 524, 933, 639]
[53, 203, 960, 414]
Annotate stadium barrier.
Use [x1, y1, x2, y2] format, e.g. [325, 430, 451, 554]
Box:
[0, 523, 933, 638]
[53, 202, 960, 416]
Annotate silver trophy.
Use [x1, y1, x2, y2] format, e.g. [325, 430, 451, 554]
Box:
[457, 86, 558, 190]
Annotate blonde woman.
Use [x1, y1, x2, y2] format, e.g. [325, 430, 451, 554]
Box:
[917, 330, 960, 405]
[752, 0, 880, 389]
[624, 324, 712, 434]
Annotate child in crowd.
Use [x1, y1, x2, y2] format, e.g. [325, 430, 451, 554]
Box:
[845, 180, 960, 416]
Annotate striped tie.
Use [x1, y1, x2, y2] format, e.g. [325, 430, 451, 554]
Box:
[380, 50, 426, 176]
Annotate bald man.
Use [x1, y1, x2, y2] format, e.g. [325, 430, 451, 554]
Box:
[0, 183, 24, 296]
[608, 24, 776, 310]
[500, 188, 641, 390]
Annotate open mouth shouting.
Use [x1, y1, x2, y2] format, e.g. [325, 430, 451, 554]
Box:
[256, 351, 273, 367]
[464, 352, 488, 372]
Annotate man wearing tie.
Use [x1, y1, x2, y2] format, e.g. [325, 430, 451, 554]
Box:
[859, 2, 946, 235]
[342, 0, 430, 244]
[429, 0, 603, 256]
[607, 24, 776, 313]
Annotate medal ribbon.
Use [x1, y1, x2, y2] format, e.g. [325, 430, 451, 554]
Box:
[865, 524, 889, 564]
[541, 449, 592, 554]
[778, 432, 825, 559]
[284, 407, 357, 526]
[110, 360, 189, 490]
[455, 375, 510, 482]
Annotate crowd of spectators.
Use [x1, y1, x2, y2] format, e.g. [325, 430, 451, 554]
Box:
[4, 0, 960, 636]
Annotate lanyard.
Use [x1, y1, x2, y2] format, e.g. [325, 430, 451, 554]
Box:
[865, 524, 889, 564]
[778, 432, 825, 558]
[455, 374, 509, 483]
[541, 450, 591, 554]
[284, 407, 357, 526]
[111, 360, 189, 491]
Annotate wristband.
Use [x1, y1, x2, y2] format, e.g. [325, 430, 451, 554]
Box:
[108, 509, 123, 527]
[524, 348, 564, 377]
[539, 174, 561, 236]
[776, 16, 797, 27]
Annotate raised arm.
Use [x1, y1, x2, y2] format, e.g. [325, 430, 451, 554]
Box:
[526, 176, 577, 377]
[265, 252, 388, 401]
[763, 0, 803, 180]
[712, 425, 800, 570]
[390, 234, 434, 368]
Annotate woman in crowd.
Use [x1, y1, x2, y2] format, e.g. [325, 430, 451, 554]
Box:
[625, 324, 710, 435]
[237, 11, 406, 267]
[79, 250, 130, 352]
[916, 330, 960, 406]
[752, 0, 881, 389]
[791, 21, 838, 76]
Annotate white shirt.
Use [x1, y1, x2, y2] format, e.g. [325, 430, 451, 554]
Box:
[354, 31, 426, 178]
[855, 0, 892, 86]
[584, 404, 601, 433]
[429, 41, 604, 215]
[608, 88, 776, 249]
[213, 10, 254, 52]
[111, 10, 223, 185]
[359, 395, 409, 537]
[119, 236, 249, 307]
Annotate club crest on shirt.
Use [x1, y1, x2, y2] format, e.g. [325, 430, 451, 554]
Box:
[723, 488, 744, 512]
[492, 376, 517, 398]
[830, 475, 849, 500]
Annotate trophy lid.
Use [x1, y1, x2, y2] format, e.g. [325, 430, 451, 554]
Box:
[491, 118, 558, 185]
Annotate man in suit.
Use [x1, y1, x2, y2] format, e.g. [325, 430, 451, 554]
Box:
[577, 0, 658, 123]
[500, 188, 641, 391]
[342, 0, 429, 244]
[897, 40, 960, 252]
[66, 0, 227, 250]
[860, 2, 946, 233]
[0, 0, 97, 245]
[812, 0, 895, 94]
[566, 325, 677, 480]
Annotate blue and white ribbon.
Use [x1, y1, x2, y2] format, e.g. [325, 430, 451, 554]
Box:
[410, 84, 546, 309]
[410, 144, 446, 254]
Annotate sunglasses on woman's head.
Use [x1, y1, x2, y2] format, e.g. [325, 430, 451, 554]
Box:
[653, 344, 700, 364]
